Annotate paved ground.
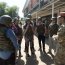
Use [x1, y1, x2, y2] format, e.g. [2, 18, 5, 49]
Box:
[16, 36, 55, 65]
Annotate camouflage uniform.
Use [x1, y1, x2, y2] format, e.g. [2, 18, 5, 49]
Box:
[54, 25, 65, 65]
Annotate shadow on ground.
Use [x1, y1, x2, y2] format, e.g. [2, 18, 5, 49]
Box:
[25, 54, 39, 65]
[40, 50, 54, 65]
[16, 57, 25, 65]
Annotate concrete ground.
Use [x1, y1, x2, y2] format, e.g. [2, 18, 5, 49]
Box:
[16, 36, 55, 65]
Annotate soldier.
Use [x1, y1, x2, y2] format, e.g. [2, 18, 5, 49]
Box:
[48, 17, 59, 53]
[0, 15, 19, 65]
[36, 18, 45, 52]
[23, 18, 35, 57]
[54, 12, 65, 65]
[12, 17, 23, 57]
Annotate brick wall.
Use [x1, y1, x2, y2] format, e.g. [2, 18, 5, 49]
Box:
[31, 0, 38, 8]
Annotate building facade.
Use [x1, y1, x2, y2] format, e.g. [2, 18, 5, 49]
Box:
[23, 0, 65, 19]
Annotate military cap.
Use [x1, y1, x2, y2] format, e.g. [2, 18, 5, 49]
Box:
[13, 17, 18, 22]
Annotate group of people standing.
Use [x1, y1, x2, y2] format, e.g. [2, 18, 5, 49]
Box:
[0, 15, 23, 65]
[23, 17, 46, 57]
[44, 12, 65, 65]
[0, 11, 65, 65]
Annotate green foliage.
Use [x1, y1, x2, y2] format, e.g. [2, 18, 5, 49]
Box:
[0, 2, 6, 16]
[5, 6, 19, 18]
[0, 2, 7, 9]
[0, 2, 19, 18]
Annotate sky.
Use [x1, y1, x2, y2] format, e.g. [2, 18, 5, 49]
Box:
[0, 0, 26, 17]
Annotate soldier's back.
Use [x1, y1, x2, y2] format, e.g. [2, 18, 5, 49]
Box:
[54, 25, 65, 65]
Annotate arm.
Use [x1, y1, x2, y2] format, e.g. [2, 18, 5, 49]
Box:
[17, 26, 23, 40]
[23, 25, 29, 35]
[6, 29, 19, 50]
[31, 24, 34, 34]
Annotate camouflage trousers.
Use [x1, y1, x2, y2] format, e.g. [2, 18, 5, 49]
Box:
[54, 46, 65, 65]
[24, 36, 35, 54]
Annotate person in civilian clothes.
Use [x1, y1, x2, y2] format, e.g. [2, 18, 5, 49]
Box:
[23, 18, 35, 57]
[12, 17, 23, 57]
[36, 18, 45, 52]
[48, 17, 59, 53]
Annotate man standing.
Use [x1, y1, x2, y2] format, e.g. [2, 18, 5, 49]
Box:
[54, 12, 65, 65]
[36, 18, 45, 52]
[0, 15, 19, 65]
[24, 18, 35, 57]
[12, 17, 23, 57]
[48, 17, 59, 53]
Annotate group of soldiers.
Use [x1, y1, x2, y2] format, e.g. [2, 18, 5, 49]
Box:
[0, 11, 65, 65]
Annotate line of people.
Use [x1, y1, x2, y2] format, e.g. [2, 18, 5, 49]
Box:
[0, 14, 59, 65]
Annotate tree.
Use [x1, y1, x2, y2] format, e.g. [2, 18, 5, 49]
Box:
[0, 2, 19, 18]
[0, 2, 7, 16]
[5, 6, 19, 18]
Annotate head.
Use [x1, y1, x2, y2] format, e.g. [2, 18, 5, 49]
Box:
[57, 26, 65, 43]
[57, 12, 65, 25]
[13, 17, 19, 25]
[25, 18, 31, 25]
[0, 15, 12, 27]
[51, 17, 57, 23]
[37, 17, 42, 24]
[27, 14, 32, 19]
